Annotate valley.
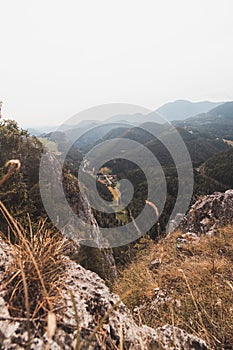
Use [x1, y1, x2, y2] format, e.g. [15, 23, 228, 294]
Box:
[1, 100, 233, 349]
[2, 1, 233, 347]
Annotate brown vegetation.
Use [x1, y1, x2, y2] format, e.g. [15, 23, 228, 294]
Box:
[0, 201, 69, 320]
[113, 228, 233, 349]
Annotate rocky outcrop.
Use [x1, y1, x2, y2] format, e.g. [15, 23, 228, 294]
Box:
[39, 152, 117, 280]
[0, 237, 208, 350]
[179, 189, 233, 236]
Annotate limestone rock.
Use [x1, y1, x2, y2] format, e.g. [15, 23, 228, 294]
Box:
[0, 237, 208, 349]
[179, 189, 233, 236]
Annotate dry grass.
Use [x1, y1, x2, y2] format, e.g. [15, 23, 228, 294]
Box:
[0, 201, 69, 319]
[113, 227, 233, 349]
[0, 201, 129, 349]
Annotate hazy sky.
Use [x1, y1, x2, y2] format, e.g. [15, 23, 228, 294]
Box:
[1, 0, 233, 127]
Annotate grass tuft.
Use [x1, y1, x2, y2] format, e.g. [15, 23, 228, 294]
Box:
[0, 201, 69, 320]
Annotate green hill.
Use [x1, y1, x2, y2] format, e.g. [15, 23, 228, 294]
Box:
[204, 148, 233, 188]
[174, 101, 233, 140]
[91, 124, 229, 166]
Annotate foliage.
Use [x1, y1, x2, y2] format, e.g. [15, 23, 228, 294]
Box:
[204, 148, 233, 187]
[0, 120, 45, 229]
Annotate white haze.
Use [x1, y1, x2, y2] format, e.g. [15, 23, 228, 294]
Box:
[0, 0, 233, 127]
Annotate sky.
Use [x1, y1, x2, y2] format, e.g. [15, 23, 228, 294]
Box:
[0, 0, 233, 127]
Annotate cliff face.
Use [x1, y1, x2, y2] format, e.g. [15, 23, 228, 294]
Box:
[40, 152, 117, 280]
[0, 236, 208, 350]
[62, 171, 117, 280]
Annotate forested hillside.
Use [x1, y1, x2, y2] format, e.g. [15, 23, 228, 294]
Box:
[204, 148, 233, 187]
[174, 101, 233, 140]
[81, 123, 230, 241]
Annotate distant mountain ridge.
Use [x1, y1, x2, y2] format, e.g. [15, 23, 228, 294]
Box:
[156, 100, 223, 121]
[36, 100, 231, 153]
[173, 101, 233, 140]
[184, 101, 233, 122]
[32, 100, 225, 141]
